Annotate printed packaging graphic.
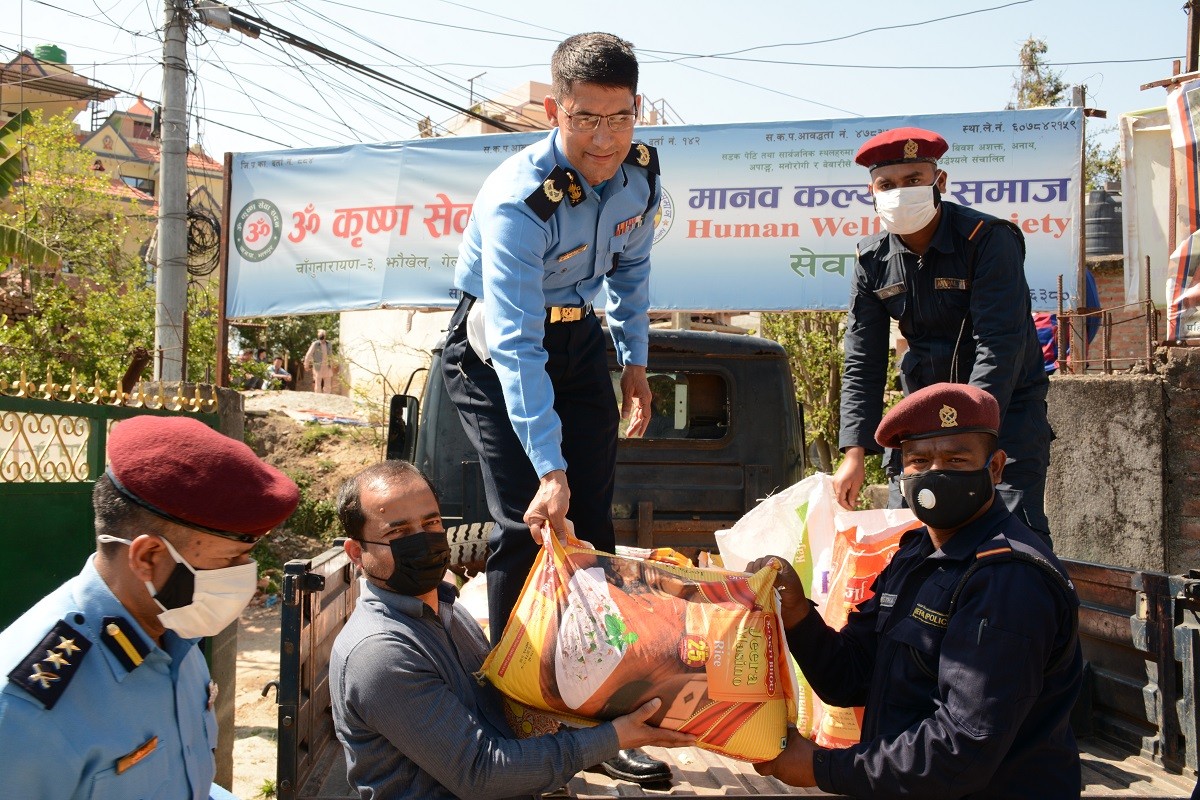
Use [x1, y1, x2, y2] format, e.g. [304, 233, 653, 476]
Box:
[480, 535, 798, 762]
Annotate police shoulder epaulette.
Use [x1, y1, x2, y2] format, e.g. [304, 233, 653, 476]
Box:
[624, 141, 660, 175]
[952, 207, 1026, 259]
[858, 230, 888, 254]
[101, 616, 150, 672]
[524, 165, 572, 222]
[6, 619, 92, 710]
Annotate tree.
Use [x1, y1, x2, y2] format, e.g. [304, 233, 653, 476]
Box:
[1084, 132, 1122, 191]
[234, 313, 340, 380]
[758, 312, 895, 491]
[1011, 37, 1068, 109]
[1009, 38, 1122, 192]
[0, 110, 61, 270]
[0, 111, 154, 382]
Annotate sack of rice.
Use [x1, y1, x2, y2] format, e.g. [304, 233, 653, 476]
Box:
[480, 533, 797, 762]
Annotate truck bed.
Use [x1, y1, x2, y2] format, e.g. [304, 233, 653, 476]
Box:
[295, 735, 1196, 798]
[279, 549, 1199, 800]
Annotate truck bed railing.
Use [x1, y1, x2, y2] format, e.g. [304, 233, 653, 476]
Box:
[1065, 559, 1200, 776]
[277, 545, 358, 800]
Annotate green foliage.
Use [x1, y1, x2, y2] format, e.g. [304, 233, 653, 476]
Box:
[186, 279, 220, 383]
[235, 358, 273, 390]
[282, 467, 342, 543]
[1007, 38, 1120, 194]
[760, 311, 846, 474]
[0, 112, 153, 381]
[1084, 130, 1122, 191]
[760, 311, 899, 506]
[298, 422, 343, 453]
[257, 778, 277, 799]
[234, 314, 340, 374]
[0, 110, 61, 270]
[1012, 38, 1068, 109]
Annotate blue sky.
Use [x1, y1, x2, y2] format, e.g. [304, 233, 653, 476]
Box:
[4, 0, 1185, 156]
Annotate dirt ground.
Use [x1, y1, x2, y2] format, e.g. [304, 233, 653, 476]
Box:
[230, 390, 382, 798]
[232, 604, 284, 799]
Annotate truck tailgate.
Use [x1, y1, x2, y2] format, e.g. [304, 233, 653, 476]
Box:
[295, 735, 1192, 798]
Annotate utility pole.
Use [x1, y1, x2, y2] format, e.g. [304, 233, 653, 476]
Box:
[155, 0, 190, 381]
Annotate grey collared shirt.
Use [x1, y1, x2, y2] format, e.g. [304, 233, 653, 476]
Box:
[330, 578, 617, 799]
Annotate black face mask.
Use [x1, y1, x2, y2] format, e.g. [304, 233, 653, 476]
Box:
[362, 531, 451, 596]
[153, 561, 196, 609]
[899, 455, 996, 530]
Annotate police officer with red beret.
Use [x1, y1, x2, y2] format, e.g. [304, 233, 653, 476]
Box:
[832, 127, 1053, 544]
[0, 415, 299, 799]
[750, 383, 1082, 797]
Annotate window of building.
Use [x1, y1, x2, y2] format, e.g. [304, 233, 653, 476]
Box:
[132, 120, 153, 140]
[121, 175, 155, 195]
[611, 370, 729, 440]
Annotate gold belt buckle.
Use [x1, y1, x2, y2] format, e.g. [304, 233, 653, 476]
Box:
[550, 306, 583, 323]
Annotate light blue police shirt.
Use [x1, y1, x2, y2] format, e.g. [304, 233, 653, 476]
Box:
[454, 128, 660, 477]
[0, 555, 227, 799]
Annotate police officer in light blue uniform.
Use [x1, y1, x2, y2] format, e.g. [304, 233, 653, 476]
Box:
[0, 416, 298, 799]
[442, 32, 672, 785]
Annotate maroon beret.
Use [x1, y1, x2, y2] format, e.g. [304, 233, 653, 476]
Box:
[875, 383, 1000, 449]
[855, 127, 949, 170]
[106, 416, 299, 543]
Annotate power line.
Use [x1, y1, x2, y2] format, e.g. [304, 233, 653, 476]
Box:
[224, 5, 521, 132]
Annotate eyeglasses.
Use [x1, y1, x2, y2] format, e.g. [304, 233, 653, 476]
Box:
[560, 108, 637, 133]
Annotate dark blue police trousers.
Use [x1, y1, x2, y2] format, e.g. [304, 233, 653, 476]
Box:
[442, 296, 619, 644]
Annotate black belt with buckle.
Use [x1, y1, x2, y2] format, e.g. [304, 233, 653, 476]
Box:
[546, 304, 593, 324]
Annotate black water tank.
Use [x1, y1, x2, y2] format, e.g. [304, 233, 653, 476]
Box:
[1085, 188, 1123, 256]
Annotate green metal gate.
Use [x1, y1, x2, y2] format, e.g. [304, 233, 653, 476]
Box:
[0, 376, 218, 628]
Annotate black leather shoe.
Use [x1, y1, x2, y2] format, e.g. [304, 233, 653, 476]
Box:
[600, 749, 672, 784]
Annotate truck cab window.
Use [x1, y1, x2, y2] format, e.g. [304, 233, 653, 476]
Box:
[613, 371, 728, 440]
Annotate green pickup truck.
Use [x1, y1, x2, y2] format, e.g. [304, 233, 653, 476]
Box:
[272, 329, 1200, 798]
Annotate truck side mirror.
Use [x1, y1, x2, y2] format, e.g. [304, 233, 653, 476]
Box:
[387, 394, 420, 462]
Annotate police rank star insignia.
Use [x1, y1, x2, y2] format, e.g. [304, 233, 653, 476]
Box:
[542, 178, 563, 203]
[636, 143, 651, 167]
[7, 619, 92, 709]
[939, 404, 959, 428]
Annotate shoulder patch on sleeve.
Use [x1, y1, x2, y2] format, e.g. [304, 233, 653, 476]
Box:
[523, 165, 570, 222]
[624, 142, 660, 175]
[6, 619, 92, 710]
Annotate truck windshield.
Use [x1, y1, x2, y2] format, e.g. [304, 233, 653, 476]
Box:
[613, 371, 729, 440]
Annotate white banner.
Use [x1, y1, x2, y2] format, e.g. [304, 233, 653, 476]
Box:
[226, 107, 1083, 317]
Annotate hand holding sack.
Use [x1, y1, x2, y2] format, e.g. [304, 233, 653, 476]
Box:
[480, 532, 798, 762]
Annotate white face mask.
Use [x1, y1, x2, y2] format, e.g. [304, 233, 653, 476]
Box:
[99, 534, 257, 639]
[873, 181, 940, 235]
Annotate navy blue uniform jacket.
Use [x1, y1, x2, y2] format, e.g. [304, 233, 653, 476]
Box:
[786, 499, 1083, 798]
[840, 202, 1052, 472]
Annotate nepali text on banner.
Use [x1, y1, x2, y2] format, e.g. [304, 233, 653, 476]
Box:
[225, 107, 1083, 317]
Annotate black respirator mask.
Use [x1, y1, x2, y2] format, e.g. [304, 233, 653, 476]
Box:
[898, 452, 998, 530]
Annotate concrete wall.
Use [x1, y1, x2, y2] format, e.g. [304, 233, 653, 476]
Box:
[338, 308, 452, 422]
[1046, 375, 1166, 570]
[1046, 348, 1200, 576]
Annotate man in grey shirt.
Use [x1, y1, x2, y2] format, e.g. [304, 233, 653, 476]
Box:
[330, 461, 694, 799]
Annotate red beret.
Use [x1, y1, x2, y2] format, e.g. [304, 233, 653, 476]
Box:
[875, 383, 1000, 449]
[855, 127, 949, 170]
[106, 416, 299, 543]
